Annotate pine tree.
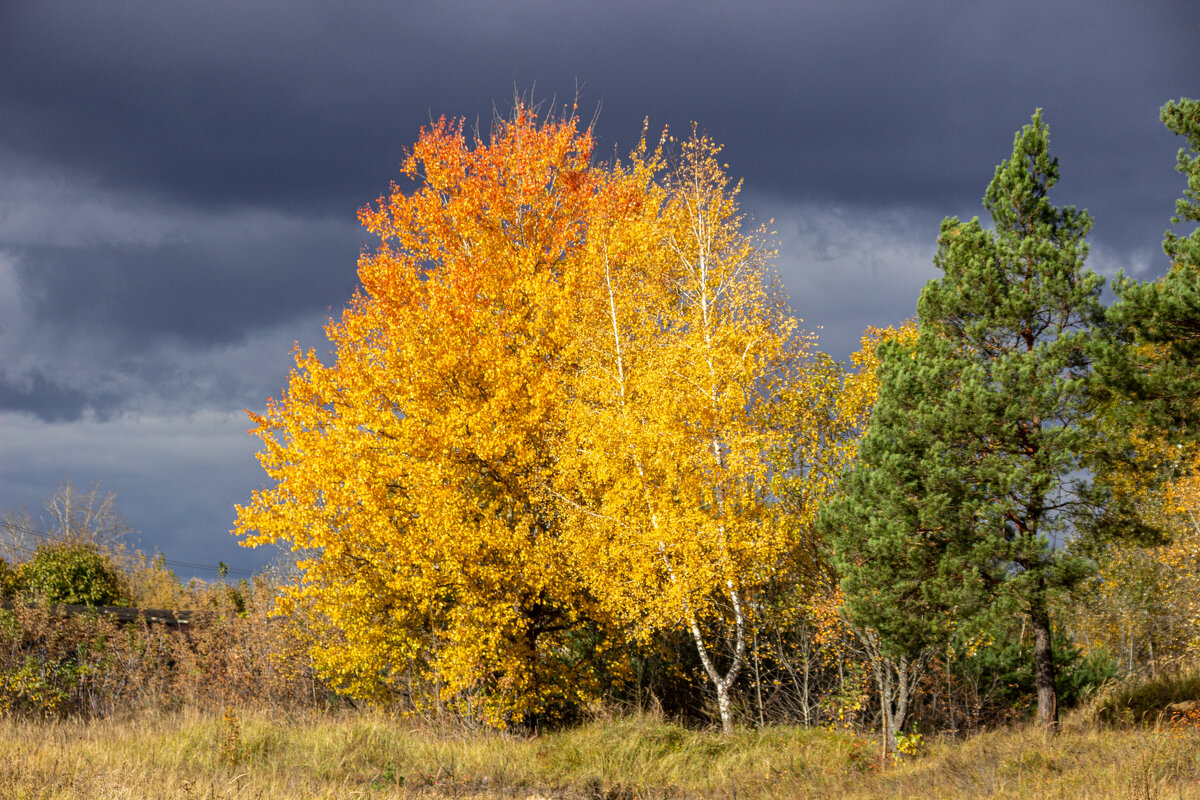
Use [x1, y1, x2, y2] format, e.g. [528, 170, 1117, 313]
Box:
[824, 111, 1107, 736]
[822, 328, 984, 755]
[1102, 98, 1200, 440]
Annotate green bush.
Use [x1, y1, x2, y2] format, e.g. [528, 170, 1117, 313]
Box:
[955, 622, 1118, 717]
[18, 543, 127, 607]
[0, 557, 17, 601]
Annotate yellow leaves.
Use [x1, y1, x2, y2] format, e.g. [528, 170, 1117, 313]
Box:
[1072, 425, 1200, 664]
[842, 320, 919, 432]
[234, 106, 860, 726]
[553, 133, 837, 669]
[235, 105, 622, 724]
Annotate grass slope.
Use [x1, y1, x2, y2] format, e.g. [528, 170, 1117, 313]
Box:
[1, 707, 1198, 800]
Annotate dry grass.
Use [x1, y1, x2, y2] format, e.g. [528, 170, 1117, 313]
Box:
[1, 706, 1198, 800]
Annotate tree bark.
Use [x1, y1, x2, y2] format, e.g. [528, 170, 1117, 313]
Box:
[859, 629, 928, 758]
[1030, 595, 1058, 733]
[684, 587, 746, 735]
[661, 546, 746, 735]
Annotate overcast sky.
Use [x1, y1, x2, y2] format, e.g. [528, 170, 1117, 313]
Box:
[1, 1, 1196, 579]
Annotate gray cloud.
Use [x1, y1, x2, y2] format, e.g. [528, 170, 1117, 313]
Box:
[0, 409, 280, 576]
[0, 157, 359, 421]
[0, 0, 1196, 575]
[759, 198, 941, 361]
[4, 1, 1194, 235]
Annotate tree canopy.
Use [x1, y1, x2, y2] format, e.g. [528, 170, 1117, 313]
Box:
[234, 109, 844, 729]
[1100, 99, 1200, 452]
[232, 98, 1200, 738]
[823, 111, 1109, 740]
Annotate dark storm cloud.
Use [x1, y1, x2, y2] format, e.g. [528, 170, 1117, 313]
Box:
[15, 225, 359, 347]
[4, 1, 1195, 237]
[1, 411, 280, 577]
[2, 0, 536, 211]
[0, 172, 362, 420]
[0, 371, 112, 422]
[1, 0, 1196, 576]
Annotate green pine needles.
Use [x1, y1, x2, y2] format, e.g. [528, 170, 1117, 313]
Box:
[822, 111, 1110, 745]
[1102, 98, 1200, 441]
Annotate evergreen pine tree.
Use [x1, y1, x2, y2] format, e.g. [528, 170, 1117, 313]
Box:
[822, 330, 986, 754]
[824, 111, 1107, 735]
[1102, 98, 1200, 439]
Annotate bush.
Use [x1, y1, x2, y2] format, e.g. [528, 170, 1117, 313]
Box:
[1091, 663, 1200, 725]
[953, 624, 1117, 718]
[0, 578, 334, 719]
[17, 543, 127, 607]
[0, 558, 16, 601]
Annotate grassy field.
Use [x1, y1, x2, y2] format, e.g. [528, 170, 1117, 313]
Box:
[2, 705, 1198, 800]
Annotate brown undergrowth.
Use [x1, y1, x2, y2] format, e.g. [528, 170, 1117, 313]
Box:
[0, 579, 328, 719]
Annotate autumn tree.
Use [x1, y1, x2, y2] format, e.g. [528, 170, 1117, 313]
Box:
[825, 112, 1108, 736]
[551, 132, 840, 734]
[1069, 413, 1200, 674]
[235, 107, 846, 731]
[235, 108, 627, 725]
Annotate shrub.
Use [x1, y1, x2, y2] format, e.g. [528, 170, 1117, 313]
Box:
[0, 578, 334, 719]
[954, 624, 1117, 716]
[17, 543, 127, 607]
[0, 558, 16, 601]
[1092, 663, 1200, 725]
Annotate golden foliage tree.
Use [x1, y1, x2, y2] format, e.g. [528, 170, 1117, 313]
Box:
[236, 109, 843, 730]
[1073, 436, 1200, 672]
[236, 108, 625, 725]
[552, 132, 847, 733]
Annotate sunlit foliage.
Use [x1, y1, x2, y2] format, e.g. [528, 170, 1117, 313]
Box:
[235, 108, 850, 729]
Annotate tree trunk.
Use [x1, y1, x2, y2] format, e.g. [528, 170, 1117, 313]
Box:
[661, 543, 746, 736]
[683, 586, 746, 735]
[715, 682, 735, 735]
[1030, 596, 1058, 733]
[859, 629, 928, 759]
[872, 656, 915, 758]
[752, 631, 764, 728]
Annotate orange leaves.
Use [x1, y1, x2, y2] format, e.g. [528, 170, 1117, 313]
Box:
[234, 106, 850, 728]
[236, 106, 622, 724]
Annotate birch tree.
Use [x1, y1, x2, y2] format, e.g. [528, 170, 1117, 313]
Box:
[557, 133, 832, 733]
